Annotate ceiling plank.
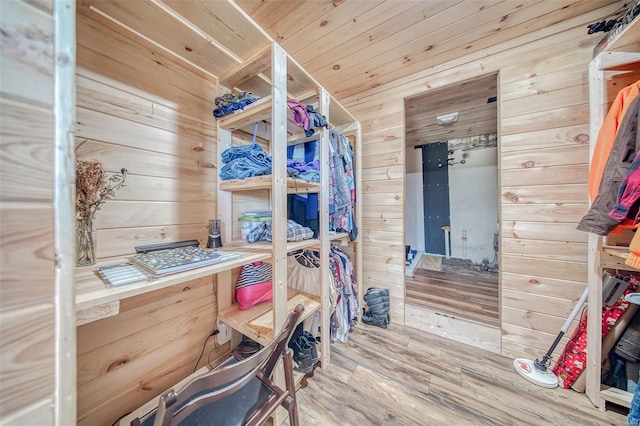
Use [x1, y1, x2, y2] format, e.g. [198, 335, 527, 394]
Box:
[293, 0, 424, 66]
[279, 0, 386, 55]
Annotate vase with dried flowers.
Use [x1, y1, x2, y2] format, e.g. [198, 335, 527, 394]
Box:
[75, 160, 127, 266]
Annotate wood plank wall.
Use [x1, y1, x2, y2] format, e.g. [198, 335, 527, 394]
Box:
[341, 4, 621, 359]
[0, 0, 57, 423]
[75, 9, 230, 426]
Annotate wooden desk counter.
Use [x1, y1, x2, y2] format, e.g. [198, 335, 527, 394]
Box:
[75, 251, 271, 325]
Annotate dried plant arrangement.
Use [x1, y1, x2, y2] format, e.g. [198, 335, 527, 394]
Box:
[75, 160, 127, 266]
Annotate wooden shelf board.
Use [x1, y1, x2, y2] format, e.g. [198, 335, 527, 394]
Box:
[604, 15, 640, 53]
[219, 289, 321, 346]
[600, 385, 633, 408]
[231, 239, 322, 253]
[601, 246, 640, 271]
[600, 51, 640, 70]
[219, 175, 320, 194]
[75, 251, 271, 314]
[329, 94, 357, 127]
[600, 250, 633, 270]
[217, 96, 273, 131]
[602, 245, 630, 259]
[329, 232, 349, 242]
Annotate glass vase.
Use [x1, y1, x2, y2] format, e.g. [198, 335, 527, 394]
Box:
[76, 217, 96, 266]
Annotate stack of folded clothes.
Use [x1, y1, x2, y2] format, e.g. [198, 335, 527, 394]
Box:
[219, 142, 272, 180]
[213, 91, 260, 117]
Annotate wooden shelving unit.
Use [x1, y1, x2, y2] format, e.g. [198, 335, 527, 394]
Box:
[216, 38, 361, 375]
[585, 16, 640, 410]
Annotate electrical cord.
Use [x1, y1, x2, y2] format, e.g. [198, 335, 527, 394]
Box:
[192, 275, 220, 373]
[192, 332, 217, 374]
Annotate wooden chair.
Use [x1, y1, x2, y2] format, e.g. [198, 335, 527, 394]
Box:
[125, 305, 304, 426]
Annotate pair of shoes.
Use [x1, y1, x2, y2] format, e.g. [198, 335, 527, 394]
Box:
[362, 310, 390, 328]
[232, 339, 261, 359]
[301, 331, 318, 363]
[290, 332, 318, 374]
[362, 287, 390, 329]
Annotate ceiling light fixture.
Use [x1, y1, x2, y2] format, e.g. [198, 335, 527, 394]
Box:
[436, 112, 459, 125]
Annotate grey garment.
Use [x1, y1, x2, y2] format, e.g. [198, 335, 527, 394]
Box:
[329, 130, 352, 210]
[578, 95, 640, 235]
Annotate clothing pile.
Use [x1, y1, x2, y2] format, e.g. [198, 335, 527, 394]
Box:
[287, 140, 321, 236]
[245, 219, 314, 243]
[287, 159, 320, 182]
[213, 91, 260, 118]
[219, 142, 272, 181]
[287, 99, 328, 137]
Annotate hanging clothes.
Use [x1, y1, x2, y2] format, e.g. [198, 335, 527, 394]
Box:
[328, 129, 357, 239]
[287, 252, 320, 296]
[589, 80, 640, 202]
[578, 94, 640, 235]
[286, 245, 358, 343]
[609, 151, 640, 226]
[328, 244, 358, 343]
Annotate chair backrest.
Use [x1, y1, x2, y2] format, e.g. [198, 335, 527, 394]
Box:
[147, 304, 304, 426]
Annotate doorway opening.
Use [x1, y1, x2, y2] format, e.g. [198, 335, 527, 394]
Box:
[404, 73, 499, 328]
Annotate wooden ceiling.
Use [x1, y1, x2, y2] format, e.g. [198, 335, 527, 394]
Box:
[236, 0, 619, 100]
[405, 73, 497, 147]
[82, 0, 621, 144]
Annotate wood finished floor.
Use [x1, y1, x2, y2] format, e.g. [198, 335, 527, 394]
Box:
[294, 323, 627, 426]
[406, 267, 500, 327]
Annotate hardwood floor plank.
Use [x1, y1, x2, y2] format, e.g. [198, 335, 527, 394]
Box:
[296, 323, 627, 425]
[298, 364, 388, 425]
[333, 336, 434, 395]
[461, 367, 620, 426]
[407, 282, 499, 300]
[348, 326, 462, 386]
[427, 375, 512, 426]
[406, 267, 500, 326]
[413, 267, 499, 287]
[405, 297, 500, 326]
[348, 365, 474, 425]
[407, 275, 499, 299]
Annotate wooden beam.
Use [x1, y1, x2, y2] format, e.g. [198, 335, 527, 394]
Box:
[54, 1, 77, 424]
[219, 44, 271, 89]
